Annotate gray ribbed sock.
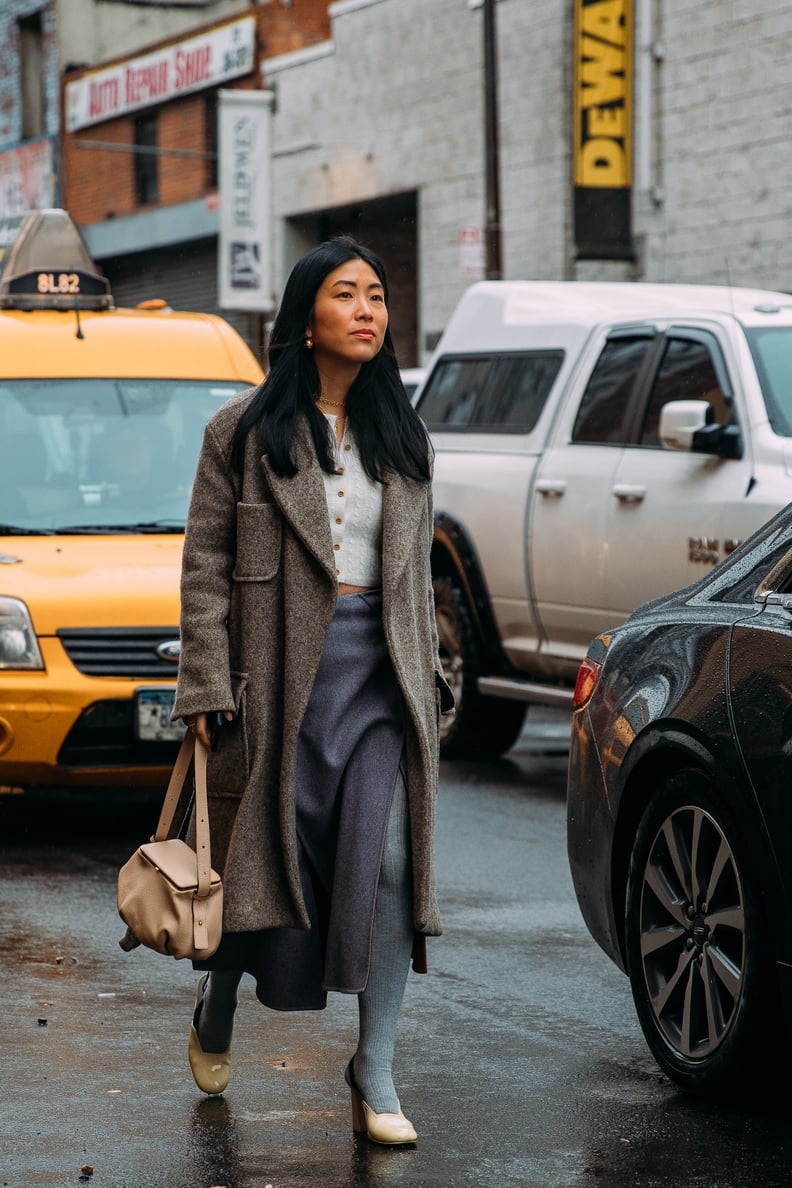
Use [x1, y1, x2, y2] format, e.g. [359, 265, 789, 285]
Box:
[354, 770, 414, 1114]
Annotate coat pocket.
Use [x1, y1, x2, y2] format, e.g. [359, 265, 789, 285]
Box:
[206, 671, 249, 799]
[232, 502, 282, 581]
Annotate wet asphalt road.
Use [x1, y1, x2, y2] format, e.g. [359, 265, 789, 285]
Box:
[3, 709, 792, 1188]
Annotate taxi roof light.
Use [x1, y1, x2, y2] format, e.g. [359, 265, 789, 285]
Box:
[0, 208, 112, 312]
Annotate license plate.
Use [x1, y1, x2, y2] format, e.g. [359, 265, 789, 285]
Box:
[134, 687, 184, 742]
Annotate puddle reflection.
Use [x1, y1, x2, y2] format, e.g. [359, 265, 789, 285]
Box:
[348, 1135, 420, 1185]
[189, 1096, 243, 1186]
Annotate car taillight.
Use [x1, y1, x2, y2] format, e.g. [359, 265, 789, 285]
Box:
[573, 656, 602, 709]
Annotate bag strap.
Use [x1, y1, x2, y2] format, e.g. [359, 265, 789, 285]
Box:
[152, 732, 214, 899]
[152, 731, 195, 840]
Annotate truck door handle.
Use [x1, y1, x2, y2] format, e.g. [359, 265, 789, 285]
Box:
[613, 484, 647, 504]
[536, 479, 567, 498]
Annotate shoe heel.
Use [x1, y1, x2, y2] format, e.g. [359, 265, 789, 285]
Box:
[349, 1082, 366, 1133]
[345, 1060, 366, 1134]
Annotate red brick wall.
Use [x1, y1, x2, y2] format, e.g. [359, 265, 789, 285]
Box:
[64, 119, 136, 222]
[62, 2, 331, 224]
[158, 94, 208, 208]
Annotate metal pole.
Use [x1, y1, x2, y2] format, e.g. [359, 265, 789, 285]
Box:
[483, 0, 503, 280]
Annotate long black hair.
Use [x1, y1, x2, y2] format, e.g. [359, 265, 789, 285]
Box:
[230, 236, 430, 482]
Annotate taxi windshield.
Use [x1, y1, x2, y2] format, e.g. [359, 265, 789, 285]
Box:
[744, 326, 792, 436]
[0, 379, 246, 533]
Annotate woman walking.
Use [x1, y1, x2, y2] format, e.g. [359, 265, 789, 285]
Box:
[172, 236, 453, 1145]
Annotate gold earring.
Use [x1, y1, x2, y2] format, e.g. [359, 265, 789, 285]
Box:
[305, 334, 313, 350]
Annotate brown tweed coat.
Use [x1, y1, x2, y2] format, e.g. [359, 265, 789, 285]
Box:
[173, 392, 451, 940]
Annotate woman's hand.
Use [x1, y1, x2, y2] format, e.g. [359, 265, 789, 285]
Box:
[186, 711, 234, 751]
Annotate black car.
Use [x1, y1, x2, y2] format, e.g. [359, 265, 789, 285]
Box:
[567, 503, 792, 1097]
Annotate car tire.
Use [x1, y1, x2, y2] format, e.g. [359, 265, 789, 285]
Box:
[625, 768, 781, 1098]
[433, 576, 526, 759]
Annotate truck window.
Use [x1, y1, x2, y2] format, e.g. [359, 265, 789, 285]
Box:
[744, 327, 792, 436]
[639, 336, 731, 447]
[572, 336, 655, 444]
[417, 352, 563, 433]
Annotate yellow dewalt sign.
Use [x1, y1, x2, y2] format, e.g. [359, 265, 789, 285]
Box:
[574, 0, 632, 189]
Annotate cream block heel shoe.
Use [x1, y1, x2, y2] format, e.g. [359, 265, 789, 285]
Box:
[188, 974, 231, 1095]
[344, 1060, 417, 1145]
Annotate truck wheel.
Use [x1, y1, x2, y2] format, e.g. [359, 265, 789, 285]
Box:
[433, 576, 526, 759]
[625, 769, 781, 1099]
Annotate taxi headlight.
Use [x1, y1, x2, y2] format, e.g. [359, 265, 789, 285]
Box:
[0, 597, 45, 670]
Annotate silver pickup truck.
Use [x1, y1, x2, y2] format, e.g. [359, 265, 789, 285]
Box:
[416, 280, 792, 757]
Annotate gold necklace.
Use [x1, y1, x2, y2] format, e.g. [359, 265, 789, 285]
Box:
[317, 395, 347, 409]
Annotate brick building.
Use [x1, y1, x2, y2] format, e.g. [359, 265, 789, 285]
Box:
[60, 2, 330, 347]
[0, 0, 254, 259]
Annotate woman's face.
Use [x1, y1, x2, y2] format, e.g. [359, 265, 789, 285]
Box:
[307, 258, 388, 371]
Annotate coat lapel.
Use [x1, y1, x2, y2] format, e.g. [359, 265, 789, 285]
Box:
[381, 469, 427, 593]
[260, 422, 336, 583]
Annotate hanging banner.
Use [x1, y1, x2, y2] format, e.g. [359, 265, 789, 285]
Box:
[573, 0, 633, 260]
[218, 89, 274, 312]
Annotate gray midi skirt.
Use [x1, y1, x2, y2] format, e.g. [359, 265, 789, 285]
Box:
[195, 589, 406, 1010]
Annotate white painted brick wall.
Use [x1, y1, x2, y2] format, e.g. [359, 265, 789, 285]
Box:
[0, 0, 59, 146]
[265, 0, 792, 357]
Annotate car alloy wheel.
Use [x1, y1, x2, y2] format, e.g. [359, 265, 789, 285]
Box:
[638, 801, 744, 1059]
[625, 769, 779, 1097]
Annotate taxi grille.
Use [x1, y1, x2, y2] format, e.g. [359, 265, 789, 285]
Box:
[57, 627, 180, 677]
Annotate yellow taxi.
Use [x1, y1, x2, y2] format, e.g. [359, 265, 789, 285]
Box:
[0, 209, 263, 793]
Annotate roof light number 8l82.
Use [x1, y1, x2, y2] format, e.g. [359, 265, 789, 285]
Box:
[37, 272, 81, 296]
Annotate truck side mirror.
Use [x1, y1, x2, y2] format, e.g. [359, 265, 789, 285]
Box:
[659, 400, 712, 451]
[659, 399, 743, 460]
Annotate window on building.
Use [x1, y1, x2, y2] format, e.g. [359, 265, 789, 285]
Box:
[205, 92, 218, 190]
[19, 12, 45, 140]
[135, 113, 159, 205]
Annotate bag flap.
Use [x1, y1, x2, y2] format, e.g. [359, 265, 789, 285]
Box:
[138, 839, 221, 892]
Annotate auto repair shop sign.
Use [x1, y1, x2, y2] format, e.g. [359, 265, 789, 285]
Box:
[65, 15, 255, 131]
